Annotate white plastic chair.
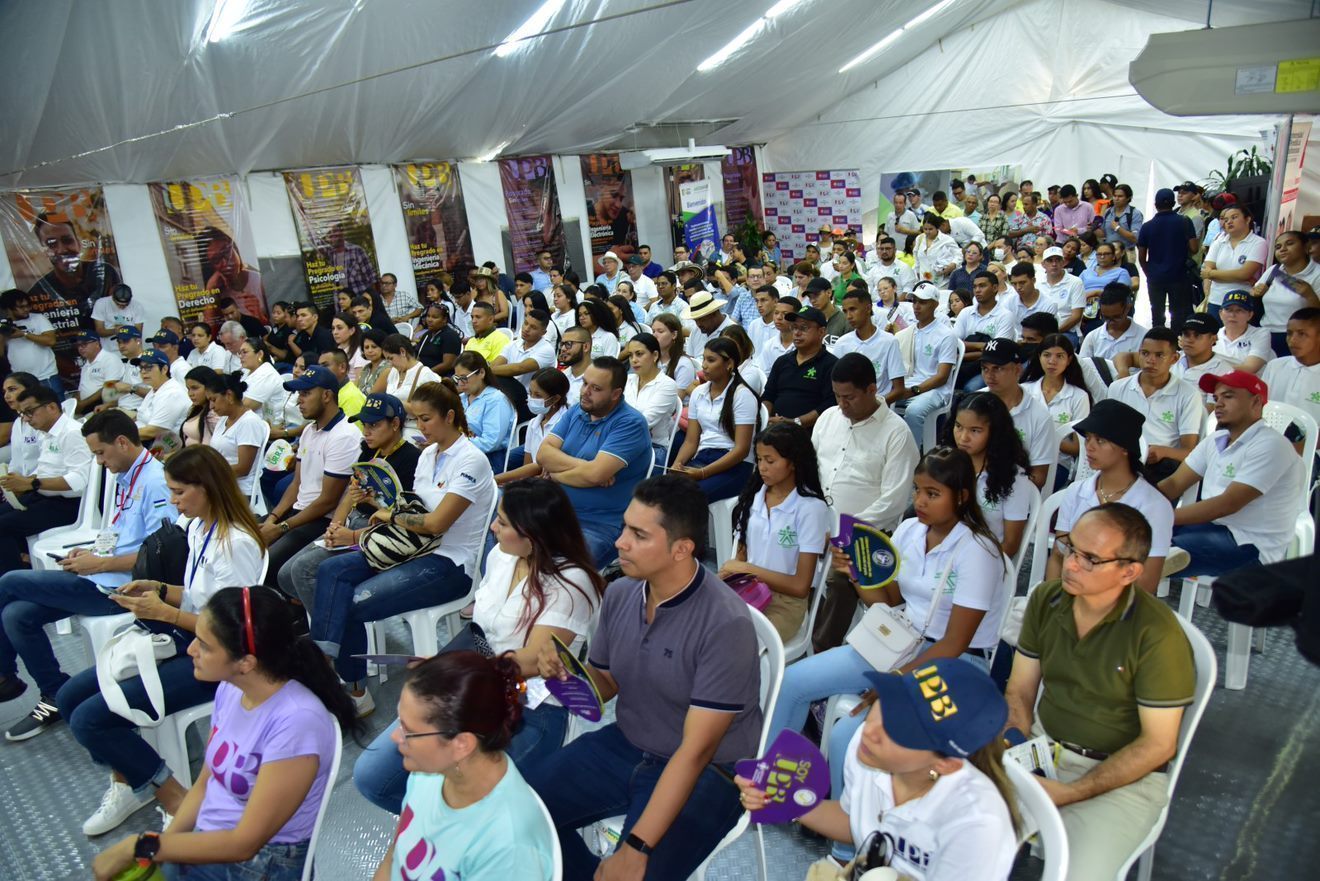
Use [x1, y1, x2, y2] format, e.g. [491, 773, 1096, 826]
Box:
[781, 551, 831, 664]
[1039, 444, 1060, 504]
[29, 460, 111, 569]
[1025, 492, 1067, 591]
[1005, 761, 1069, 881]
[707, 496, 738, 570]
[140, 700, 214, 789]
[502, 418, 533, 473]
[531, 788, 563, 881]
[247, 420, 272, 516]
[1113, 615, 1216, 881]
[919, 339, 965, 452]
[395, 322, 413, 340]
[299, 727, 344, 881]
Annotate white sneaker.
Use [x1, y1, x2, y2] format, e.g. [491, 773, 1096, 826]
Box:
[350, 687, 375, 719]
[1162, 548, 1191, 578]
[158, 805, 174, 831]
[83, 779, 154, 836]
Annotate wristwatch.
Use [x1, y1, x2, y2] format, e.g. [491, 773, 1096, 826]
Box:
[30, 477, 42, 493]
[623, 832, 653, 856]
[792, 417, 802, 425]
[134, 831, 162, 866]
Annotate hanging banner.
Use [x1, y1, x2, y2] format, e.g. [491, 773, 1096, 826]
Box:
[1270, 116, 1312, 244]
[148, 177, 268, 330]
[761, 170, 862, 263]
[498, 156, 567, 273]
[283, 166, 380, 310]
[679, 179, 720, 262]
[666, 163, 705, 254]
[0, 188, 122, 383]
[580, 153, 639, 275]
[392, 162, 475, 279]
[722, 147, 763, 233]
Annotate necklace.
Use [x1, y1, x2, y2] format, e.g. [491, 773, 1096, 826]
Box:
[1096, 474, 1137, 503]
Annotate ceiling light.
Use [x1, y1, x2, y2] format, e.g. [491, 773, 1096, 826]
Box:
[698, 0, 817, 72]
[475, 141, 511, 162]
[837, 0, 958, 74]
[495, 0, 568, 58]
[203, 0, 251, 44]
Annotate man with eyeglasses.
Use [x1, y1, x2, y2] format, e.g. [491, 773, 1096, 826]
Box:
[0, 385, 93, 572]
[1079, 284, 1147, 382]
[1004, 502, 1195, 881]
[377, 273, 421, 324]
[557, 326, 593, 402]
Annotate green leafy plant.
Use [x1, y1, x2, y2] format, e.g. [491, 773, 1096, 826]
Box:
[1205, 146, 1273, 190]
[733, 214, 766, 256]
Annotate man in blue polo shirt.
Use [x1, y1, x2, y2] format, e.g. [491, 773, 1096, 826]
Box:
[538, 356, 652, 568]
[529, 475, 762, 881]
[1137, 187, 1199, 330]
[0, 410, 177, 741]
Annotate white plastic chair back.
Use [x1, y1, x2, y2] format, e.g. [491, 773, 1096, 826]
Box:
[531, 788, 563, 881]
[1025, 492, 1067, 589]
[1005, 761, 1069, 881]
[395, 322, 413, 340]
[1114, 616, 1216, 881]
[1261, 401, 1317, 523]
[28, 460, 110, 570]
[708, 496, 738, 571]
[781, 546, 831, 664]
[300, 727, 344, 881]
[248, 420, 272, 514]
[1010, 482, 1042, 581]
[920, 338, 965, 452]
[1039, 443, 1060, 503]
[503, 418, 533, 473]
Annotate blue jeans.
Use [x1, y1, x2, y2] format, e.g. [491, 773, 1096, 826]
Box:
[894, 388, 949, 446]
[260, 469, 295, 513]
[41, 375, 66, 396]
[311, 552, 470, 682]
[690, 447, 755, 503]
[579, 519, 623, 570]
[523, 723, 743, 881]
[354, 702, 569, 814]
[0, 494, 80, 573]
[163, 841, 309, 881]
[0, 570, 121, 696]
[485, 447, 509, 475]
[1172, 522, 1260, 578]
[56, 637, 217, 792]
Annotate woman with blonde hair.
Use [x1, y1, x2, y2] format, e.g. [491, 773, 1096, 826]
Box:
[58, 445, 266, 837]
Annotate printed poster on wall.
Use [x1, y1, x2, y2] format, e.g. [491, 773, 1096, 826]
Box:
[392, 162, 475, 279]
[666, 163, 705, 254]
[760, 170, 862, 263]
[283, 166, 380, 310]
[721, 147, 763, 233]
[679, 180, 720, 262]
[0, 188, 122, 383]
[148, 177, 268, 330]
[498, 156, 567, 274]
[580, 153, 639, 275]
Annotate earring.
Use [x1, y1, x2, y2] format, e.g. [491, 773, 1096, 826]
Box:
[928, 768, 940, 782]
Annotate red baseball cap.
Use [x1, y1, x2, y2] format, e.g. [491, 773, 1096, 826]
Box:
[1197, 369, 1268, 403]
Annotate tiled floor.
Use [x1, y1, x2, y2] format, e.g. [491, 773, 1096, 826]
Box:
[2, 584, 1318, 880]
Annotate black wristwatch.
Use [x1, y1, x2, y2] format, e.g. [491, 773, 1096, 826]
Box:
[624, 832, 653, 856]
[30, 477, 42, 493]
[134, 831, 162, 866]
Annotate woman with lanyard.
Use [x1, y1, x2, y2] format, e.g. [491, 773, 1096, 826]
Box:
[672, 337, 761, 502]
[1047, 399, 1173, 594]
[1251, 230, 1320, 357]
[875, 276, 915, 333]
[766, 446, 1010, 807]
[206, 372, 266, 498]
[57, 446, 265, 837]
[623, 333, 680, 465]
[912, 214, 961, 287]
[310, 380, 496, 717]
[497, 369, 569, 486]
[354, 478, 602, 816]
[356, 328, 392, 395]
[738, 658, 1019, 881]
[91, 585, 359, 881]
[942, 392, 1034, 561]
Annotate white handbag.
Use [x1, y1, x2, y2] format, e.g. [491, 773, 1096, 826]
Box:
[96, 621, 178, 727]
[846, 557, 955, 673]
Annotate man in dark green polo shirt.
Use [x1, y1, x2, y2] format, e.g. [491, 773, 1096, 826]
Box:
[763, 306, 838, 429]
[1005, 502, 1195, 881]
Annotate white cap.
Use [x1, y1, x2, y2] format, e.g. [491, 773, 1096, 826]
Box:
[1043, 246, 1065, 260]
[911, 282, 941, 301]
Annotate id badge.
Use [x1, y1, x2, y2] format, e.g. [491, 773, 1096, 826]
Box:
[93, 529, 119, 557]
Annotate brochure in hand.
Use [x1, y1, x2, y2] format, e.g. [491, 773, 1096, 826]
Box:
[353, 459, 403, 510]
[831, 514, 901, 589]
[0, 465, 26, 511]
[543, 633, 603, 721]
[734, 730, 830, 824]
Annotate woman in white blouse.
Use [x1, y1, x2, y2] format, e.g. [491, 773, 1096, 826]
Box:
[1251, 230, 1320, 356]
[58, 445, 265, 836]
[673, 338, 760, 502]
[651, 312, 699, 399]
[352, 477, 603, 815]
[1021, 333, 1094, 480]
[576, 298, 621, 359]
[381, 333, 441, 433]
[945, 392, 1035, 561]
[498, 368, 570, 486]
[206, 372, 267, 496]
[912, 214, 962, 287]
[236, 339, 286, 423]
[623, 333, 679, 463]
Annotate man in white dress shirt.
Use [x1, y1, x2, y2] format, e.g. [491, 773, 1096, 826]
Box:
[810, 353, 919, 651]
[864, 236, 916, 294]
[73, 331, 125, 416]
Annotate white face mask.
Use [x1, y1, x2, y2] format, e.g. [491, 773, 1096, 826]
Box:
[528, 397, 549, 415]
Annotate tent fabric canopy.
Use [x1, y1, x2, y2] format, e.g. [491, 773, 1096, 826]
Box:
[0, 0, 1308, 188]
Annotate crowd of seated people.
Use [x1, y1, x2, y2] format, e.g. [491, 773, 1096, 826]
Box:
[0, 185, 1317, 880]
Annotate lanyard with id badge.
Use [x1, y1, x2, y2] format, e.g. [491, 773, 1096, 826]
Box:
[92, 453, 151, 567]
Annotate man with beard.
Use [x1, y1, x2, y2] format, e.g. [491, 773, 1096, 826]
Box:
[203, 227, 268, 322]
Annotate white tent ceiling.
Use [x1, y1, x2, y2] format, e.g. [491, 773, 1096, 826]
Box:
[0, 0, 1313, 188]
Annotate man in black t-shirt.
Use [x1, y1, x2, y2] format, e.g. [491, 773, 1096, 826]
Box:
[276, 392, 419, 610]
[289, 302, 335, 365]
[763, 306, 838, 428]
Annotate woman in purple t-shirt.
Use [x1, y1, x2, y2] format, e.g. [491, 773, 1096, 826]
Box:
[92, 587, 362, 881]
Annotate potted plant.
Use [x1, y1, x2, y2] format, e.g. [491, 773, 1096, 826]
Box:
[1203, 146, 1272, 220]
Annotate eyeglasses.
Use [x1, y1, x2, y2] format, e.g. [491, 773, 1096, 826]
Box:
[452, 372, 473, 384]
[1055, 536, 1136, 571]
[18, 406, 42, 420]
[399, 727, 458, 741]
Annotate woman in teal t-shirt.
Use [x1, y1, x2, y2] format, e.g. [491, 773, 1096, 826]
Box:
[374, 652, 554, 881]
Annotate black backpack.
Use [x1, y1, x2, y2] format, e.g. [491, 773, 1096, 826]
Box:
[130, 521, 189, 584]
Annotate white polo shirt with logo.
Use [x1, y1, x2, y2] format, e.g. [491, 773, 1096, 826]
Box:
[1007, 390, 1058, 468]
[78, 347, 126, 400]
[293, 411, 363, 511]
[735, 486, 831, 578]
[136, 379, 192, 434]
[830, 328, 907, 396]
[1261, 357, 1320, 434]
[1107, 373, 1204, 448]
[1214, 325, 1274, 366]
[910, 320, 959, 389]
[1079, 321, 1147, 362]
[1040, 273, 1087, 326]
[1173, 352, 1239, 405]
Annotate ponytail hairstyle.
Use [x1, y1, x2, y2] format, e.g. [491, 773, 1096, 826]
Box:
[405, 651, 524, 753]
[410, 379, 469, 436]
[940, 392, 1029, 506]
[608, 294, 643, 335]
[958, 739, 1021, 836]
[205, 370, 249, 414]
[203, 587, 362, 738]
[718, 323, 755, 366]
[731, 422, 826, 546]
[164, 446, 265, 550]
[703, 337, 762, 441]
[651, 312, 686, 379]
[499, 478, 606, 633]
[913, 446, 1003, 563]
[529, 368, 569, 418]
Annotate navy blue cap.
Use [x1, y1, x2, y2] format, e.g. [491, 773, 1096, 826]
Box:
[861, 659, 1007, 758]
[131, 350, 171, 368]
[147, 330, 180, 346]
[1221, 289, 1253, 311]
[75, 330, 99, 343]
[114, 326, 142, 340]
[350, 393, 404, 424]
[283, 365, 340, 392]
